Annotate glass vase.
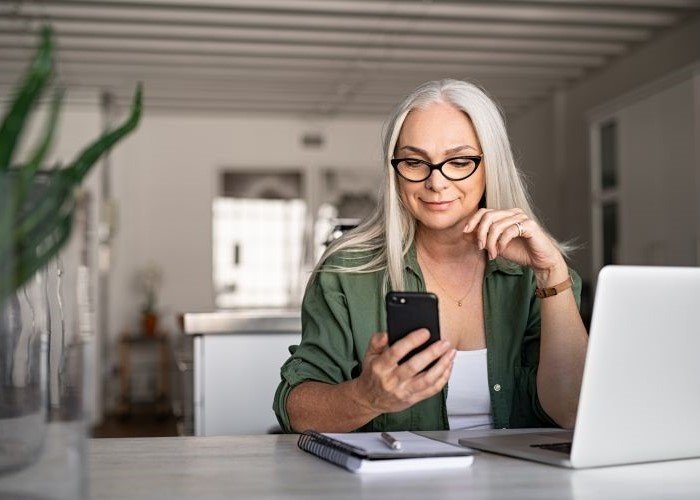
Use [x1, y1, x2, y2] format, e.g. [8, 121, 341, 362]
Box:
[0, 175, 90, 499]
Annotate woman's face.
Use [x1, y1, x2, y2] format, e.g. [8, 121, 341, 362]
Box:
[395, 101, 486, 233]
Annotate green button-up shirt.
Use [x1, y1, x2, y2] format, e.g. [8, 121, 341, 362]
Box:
[273, 245, 581, 433]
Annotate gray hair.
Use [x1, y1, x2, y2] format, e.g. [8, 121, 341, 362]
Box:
[316, 79, 569, 291]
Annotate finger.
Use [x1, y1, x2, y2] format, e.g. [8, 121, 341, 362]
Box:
[486, 213, 529, 260]
[396, 338, 452, 378]
[364, 333, 389, 370]
[497, 217, 537, 254]
[384, 328, 431, 366]
[369, 332, 389, 353]
[420, 347, 456, 386]
[462, 208, 489, 233]
[494, 222, 522, 256]
[475, 209, 521, 251]
[412, 349, 456, 400]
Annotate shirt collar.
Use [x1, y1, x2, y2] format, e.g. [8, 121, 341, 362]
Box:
[405, 242, 524, 279]
[486, 258, 524, 277]
[405, 243, 421, 277]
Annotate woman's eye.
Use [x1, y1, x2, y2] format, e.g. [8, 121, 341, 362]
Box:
[448, 160, 474, 168]
[405, 159, 422, 166]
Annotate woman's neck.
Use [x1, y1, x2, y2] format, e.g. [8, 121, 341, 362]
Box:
[415, 224, 482, 264]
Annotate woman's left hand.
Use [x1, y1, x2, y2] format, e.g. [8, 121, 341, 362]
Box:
[463, 208, 565, 276]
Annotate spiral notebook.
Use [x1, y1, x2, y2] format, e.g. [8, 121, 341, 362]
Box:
[297, 431, 475, 473]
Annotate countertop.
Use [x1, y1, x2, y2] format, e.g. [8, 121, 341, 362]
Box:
[89, 432, 700, 499]
[183, 309, 301, 335]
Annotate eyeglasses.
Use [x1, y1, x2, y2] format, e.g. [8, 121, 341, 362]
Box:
[390, 155, 483, 182]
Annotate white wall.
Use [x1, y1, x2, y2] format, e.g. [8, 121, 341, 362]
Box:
[107, 111, 384, 382]
[509, 14, 700, 282]
[507, 98, 558, 231]
[695, 73, 700, 266]
[617, 77, 698, 266]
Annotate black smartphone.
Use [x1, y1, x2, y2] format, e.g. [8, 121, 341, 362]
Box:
[385, 291, 441, 366]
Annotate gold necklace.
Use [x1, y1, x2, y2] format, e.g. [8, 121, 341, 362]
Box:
[418, 251, 477, 307]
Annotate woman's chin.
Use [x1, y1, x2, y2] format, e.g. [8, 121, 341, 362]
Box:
[416, 213, 467, 232]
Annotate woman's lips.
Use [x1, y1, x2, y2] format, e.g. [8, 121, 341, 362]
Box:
[421, 199, 455, 211]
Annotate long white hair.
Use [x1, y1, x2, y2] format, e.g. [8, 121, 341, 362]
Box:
[316, 79, 568, 291]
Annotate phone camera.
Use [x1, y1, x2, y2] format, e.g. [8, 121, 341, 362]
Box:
[399, 298, 406, 304]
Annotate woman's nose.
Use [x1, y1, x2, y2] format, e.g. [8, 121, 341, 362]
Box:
[425, 167, 449, 191]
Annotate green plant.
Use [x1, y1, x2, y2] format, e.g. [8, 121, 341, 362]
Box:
[0, 26, 142, 305]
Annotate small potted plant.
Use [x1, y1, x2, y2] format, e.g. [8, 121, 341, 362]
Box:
[135, 263, 163, 336]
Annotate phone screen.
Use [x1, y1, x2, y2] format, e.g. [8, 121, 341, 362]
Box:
[385, 292, 441, 365]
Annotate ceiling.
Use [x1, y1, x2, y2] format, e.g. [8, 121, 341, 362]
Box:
[1, 0, 700, 118]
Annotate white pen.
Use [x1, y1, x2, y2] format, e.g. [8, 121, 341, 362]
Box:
[380, 432, 402, 450]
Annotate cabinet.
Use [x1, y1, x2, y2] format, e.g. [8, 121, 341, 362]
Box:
[118, 333, 171, 417]
[183, 310, 301, 435]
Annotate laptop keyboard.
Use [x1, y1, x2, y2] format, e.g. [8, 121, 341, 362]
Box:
[530, 442, 572, 454]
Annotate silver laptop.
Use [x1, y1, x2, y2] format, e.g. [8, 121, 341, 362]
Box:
[459, 266, 700, 468]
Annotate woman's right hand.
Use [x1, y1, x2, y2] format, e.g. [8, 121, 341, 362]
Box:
[354, 329, 456, 415]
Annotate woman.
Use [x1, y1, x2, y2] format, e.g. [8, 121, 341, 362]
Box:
[273, 79, 588, 433]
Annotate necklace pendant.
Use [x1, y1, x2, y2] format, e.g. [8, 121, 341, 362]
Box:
[457, 301, 462, 307]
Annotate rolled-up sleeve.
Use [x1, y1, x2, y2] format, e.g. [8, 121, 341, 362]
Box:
[273, 270, 359, 433]
[513, 268, 582, 427]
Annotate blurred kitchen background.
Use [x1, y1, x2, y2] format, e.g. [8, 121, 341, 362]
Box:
[1, 0, 699, 438]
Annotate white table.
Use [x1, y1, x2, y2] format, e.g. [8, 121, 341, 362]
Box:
[89, 430, 700, 499]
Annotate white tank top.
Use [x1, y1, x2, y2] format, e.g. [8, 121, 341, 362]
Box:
[446, 349, 494, 430]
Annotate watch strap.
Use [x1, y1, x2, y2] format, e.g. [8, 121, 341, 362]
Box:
[535, 276, 573, 299]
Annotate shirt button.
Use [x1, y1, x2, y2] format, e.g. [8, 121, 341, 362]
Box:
[493, 384, 501, 392]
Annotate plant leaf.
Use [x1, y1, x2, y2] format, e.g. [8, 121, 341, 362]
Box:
[13, 88, 64, 212]
[20, 88, 64, 188]
[15, 170, 73, 238]
[0, 182, 73, 298]
[14, 189, 74, 258]
[0, 187, 73, 272]
[0, 26, 53, 172]
[68, 83, 143, 182]
[0, 170, 73, 258]
[0, 212, 74, 305]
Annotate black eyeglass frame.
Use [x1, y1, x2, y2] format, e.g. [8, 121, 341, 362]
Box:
[390, 155, 483, 182]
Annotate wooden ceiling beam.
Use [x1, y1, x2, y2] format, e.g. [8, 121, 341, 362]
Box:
[0, 19, 629, 56]
[4, 4, 656, 41]
[42, 0, 681, 26]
